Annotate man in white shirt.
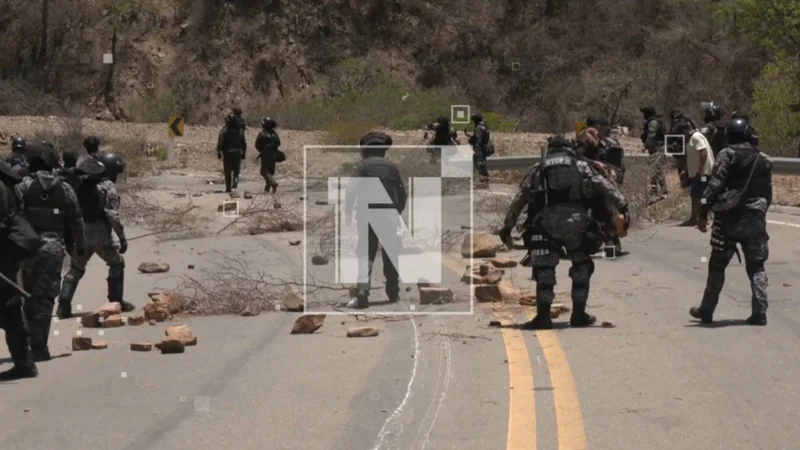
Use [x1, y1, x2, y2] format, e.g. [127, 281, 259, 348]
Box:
[679, 120, 715, 226]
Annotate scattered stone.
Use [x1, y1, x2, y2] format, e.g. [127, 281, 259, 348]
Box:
[155, 339, 185, 354]
[144, 301, 171, 322]
[490, 258, 518, 268]
[347, 326, 380, 337]
[102, 314, 124, 328]
[315, 200, 328, 205]
[80, 303, 122, 328]
[217, 202, 237, 212]
[311, 255, 329, 265]
[416, 279, 434, 289]
[149, 319, 157, 326]
[243, 191, 254, 199]
[173, 193, 187, 198]
[131, 342, 153, 352]
[240, 303, 260, 316]
[289, 240, 301, 246]
[188, 264, 195, 269]
[273, 202, 282, 209]
[229, 191, 241, 199]
[461, 272, 485, 284]
[91, 341, 108, 350]
[165, 324, 197, 346]
[550, 304, 571, 318]
[601, 321, 615, 328]
[282, 286, 304, 311]
[419, 287, 453, 305]
[488, 320, 502, 327]
[474, 284, 503, 302]
[783, 282, 794, 287]
[460, 233, 501, 258]
[299, 196, 305, 201]
[72, 336, 93, 351]
[405, 286, 412, 292]
[138, 262, 170, 273]
[518, 293, 537, 306]
[478, 264, 491, 276]
[192, 193, 203, 197]
[127, 315, 147, 326]
[148, 292, 186, 314]
[483, 270, 504, 284]
[291, 315, 326, 334]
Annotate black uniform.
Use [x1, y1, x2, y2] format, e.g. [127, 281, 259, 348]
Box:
[344, 132, 407, 309]
[0, 161, 41, 380]
[217, 115, 247, 193]
[470, 115, 493, 187]
[255, 120, 281, 193]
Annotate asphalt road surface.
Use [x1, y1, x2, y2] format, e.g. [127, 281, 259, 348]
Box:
[1, 181, 799, 449]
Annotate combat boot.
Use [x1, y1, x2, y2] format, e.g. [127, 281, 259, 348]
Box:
[689, 306, 714, 324]
[570, 303, 597, 327]
[521, 303, 553, 330]
[56, 302, 73, 319]
[58, 277, 78, 319]
[746, 313, 767, 326]
[355, 294, 370, 309]
[0, 364, 38, 381]
[108, 273, 136, 312]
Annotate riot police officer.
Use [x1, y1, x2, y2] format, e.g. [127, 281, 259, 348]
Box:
[14, 145, 85, 362]
[58, 153, 134, 319]
[83, 136, 103, 160]
[7, 136, 29, 176]
[701, 102, 727, 156]
[499, 135, 629, 329]
[343, 132, 407, 309]
[640, 106, 668, 202]
[468, 113, 493, 188]
[255, 117, 281, 193]
[692, 116, 771, 326]
[217, 113, 247, 193]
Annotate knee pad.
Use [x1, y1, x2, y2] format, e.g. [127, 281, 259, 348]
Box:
[63, 269, 85, 284]
[533, 268, 556, 287]
[569, 259, 595, 280]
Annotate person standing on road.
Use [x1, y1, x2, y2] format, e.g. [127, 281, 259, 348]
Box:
[692, 116, 772, 326]
[0, 161, 41, 380]
[344, 132, 406, 310]
[58, 153, 135, 319]
[640, 106, 668, 203]
[233, 107, 247, 186]
[14, 145, 85, 362]
[468, 113, 493, 189]
[255, 117, 281, 193]
[217, 114, 247, 193]
[498, 135, 629, 329]
[676, 119, 715, 226]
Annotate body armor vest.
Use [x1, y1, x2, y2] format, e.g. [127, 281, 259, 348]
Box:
[726, 144, 771, 200]
[221, 127, 245, 151]
[77, 178, 106, 223]
[600, 137, 625, 170]
[23, 174, 67, 232]
[541, 150, 583, 205]
[641, 118, 665, 143]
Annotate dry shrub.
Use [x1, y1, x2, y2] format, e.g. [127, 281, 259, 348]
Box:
[104, 132, 152, 178]
[28, 110, 86, 153]
[122, 191, 208, 240]
[229, 194, 304, 235]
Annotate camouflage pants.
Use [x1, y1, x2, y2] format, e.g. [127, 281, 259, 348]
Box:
[528, 214, 595, 306]
[20, 236, 66, 354]
[701, 212, 769, 314]
[62, 222, 124, 303]
[648, 152, 668, 197]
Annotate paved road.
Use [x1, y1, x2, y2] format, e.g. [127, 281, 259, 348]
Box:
[2, 180, 799, 449]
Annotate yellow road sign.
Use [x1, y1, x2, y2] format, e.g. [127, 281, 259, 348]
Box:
[574, 120, 586, 137]
[168, 116, 184, 138]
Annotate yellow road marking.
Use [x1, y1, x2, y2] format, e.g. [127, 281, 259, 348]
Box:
[537, 330, 588, 449]
[440, 255, 536, 449]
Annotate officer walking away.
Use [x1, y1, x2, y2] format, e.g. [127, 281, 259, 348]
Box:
[217, 113, 247, 193]
[640, 106, 668, 203]
[701, 102, 727, 156]
[498, 135, 629, 329]
[691, 116, 771, 326]
[83, 136, 103, 160]
[468, 113, 494, 189]
[344, 132, 406, 309]
[0, 161, 42, 380]
[14, 145, 85, 362]
[255, 117, 282, 193]
[58, 154, 133, 318]
[7, 136, 29, 176]
[233, 107, 247, 186]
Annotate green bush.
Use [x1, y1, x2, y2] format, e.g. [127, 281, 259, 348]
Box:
[323, 121, 378, 146]
[124, 92, 189, 124]
[481, 111, 519, 132]
[751, 55, 800, 156]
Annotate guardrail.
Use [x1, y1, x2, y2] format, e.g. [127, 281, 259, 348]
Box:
[486, 154, 800, 175]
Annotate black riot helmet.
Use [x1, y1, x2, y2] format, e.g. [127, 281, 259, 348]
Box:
[11, 136, 26, 152]
[640, 106, 657, 119]
[225, 113, 240, 129]
[359, 131, 392, 157]
[98, 152, 125, 182]
[725, 117, 754, 145]
[261, 117, 277, 129]
[470, 113, 483, 124]
[77, 156, 107, 177]
[83, 136, 100, 154]
[26, 143, 60, 173]
[546, 135, 576, 155]
[233, 107, 243, 117]
[62, 149, 79, 168]
[702, 103, 724, 123]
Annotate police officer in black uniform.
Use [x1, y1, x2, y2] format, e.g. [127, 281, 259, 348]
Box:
[0, 161, 41, 380]
[469, 113, 493, 189]
[83, 136, 103, 160]
[7, 137, 29, 176]
[255, 117, 281, 193]
[344, 132, 407, 309]
[217, 114, 247, 193]
[701, 103, 727, 157]
[692, 116, 771, 325]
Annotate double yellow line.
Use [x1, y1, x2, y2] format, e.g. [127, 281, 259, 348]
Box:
[441, 255, 588, 450]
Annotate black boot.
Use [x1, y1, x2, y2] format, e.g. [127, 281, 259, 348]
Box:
[29, 325, 51, 362]
[57, 277, 78, 319]
[689, 306, 714, 324]
[570, 303, 597, 327]
[746, 312, 767, 326]
[0, 364, 38, 381]
[521, 303, 553, 330]
[355, 294, 370, 309]
[3, 314, 38, 379]
[56, 302, 72, 319]
[108, 273, 135, 312]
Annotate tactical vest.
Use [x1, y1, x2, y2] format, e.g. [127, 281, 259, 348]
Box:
[260, 132, 280, 152]
[641, 118, 665, 143]
[726, 144, 771, 200]
[221, 127, 244, 151]
[22, 174, 68, 232]
[601, 137, 625, 170]
[703, 123, 727, 156]
[541, 150, 583, 205]
[77, 178, 106, 223]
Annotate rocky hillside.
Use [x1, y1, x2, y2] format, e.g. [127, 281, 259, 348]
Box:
[2, 0, 772, 134]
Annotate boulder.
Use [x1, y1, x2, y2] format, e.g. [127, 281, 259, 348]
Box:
[346, 326, 380, 337]
[419, 287, 453, 305]
[155, 339, 185, 354]
[72, 336, 93, 351]
[489, 258, 518, 268]
[291, 315, 326, 334]
[474, 285, 503, 302]
[138, 262, 170, 273]
[165, 325, 197, 346]
[460, 233, 501, 258]
[131, 342, 153, 352]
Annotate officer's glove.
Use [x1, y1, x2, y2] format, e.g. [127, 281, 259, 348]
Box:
[497, 226, 514, 250]
[118, 239, 128, 254]
[217, 152, 222, 160]
[75, 247, 85, 256]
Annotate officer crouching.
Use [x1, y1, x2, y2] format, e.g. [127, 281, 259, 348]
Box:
[692, 116, 771, 326]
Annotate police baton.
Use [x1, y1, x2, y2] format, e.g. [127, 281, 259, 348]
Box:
[0, 271, 30, 298]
